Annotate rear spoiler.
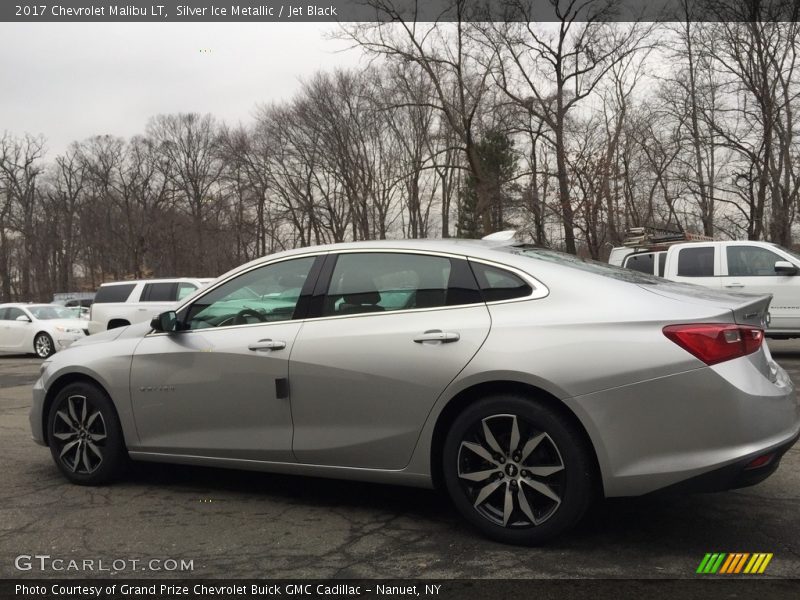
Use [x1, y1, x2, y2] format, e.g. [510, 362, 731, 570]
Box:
[732, 294, 772, 329]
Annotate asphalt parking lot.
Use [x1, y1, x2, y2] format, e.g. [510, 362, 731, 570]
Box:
[1, 343, 799, 580]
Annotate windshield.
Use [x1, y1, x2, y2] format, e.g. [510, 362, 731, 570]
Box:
[770, 243, 800, 264]
[28, 305, 75, 320]
[508, 246, 662, 284]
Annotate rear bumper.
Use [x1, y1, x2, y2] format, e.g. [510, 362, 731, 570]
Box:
[647, 430, 799, 495]
[87, 320, 104, 335]
[566, 351, 799, 497]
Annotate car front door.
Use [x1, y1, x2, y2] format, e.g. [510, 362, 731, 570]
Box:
[289, 251, 491, 470]
[3, 307, 32, 349]
[723, 244, 800, 331]
[129, 255, 321, 461]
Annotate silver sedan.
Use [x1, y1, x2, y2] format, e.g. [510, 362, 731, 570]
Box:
[30, 239, 800, 545]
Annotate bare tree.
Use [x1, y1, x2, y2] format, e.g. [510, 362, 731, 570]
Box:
[148, 113, 223, 274]
[481, 1, 655, 252]
[0, 133, 46, 298]
[341, 1, 500, 234]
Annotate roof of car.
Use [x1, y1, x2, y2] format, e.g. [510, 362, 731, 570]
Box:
[0, 303, 58, 308]
[216, 238, 526, 278]
[98, 277, 211, 286]
[258, 238, 518, 260]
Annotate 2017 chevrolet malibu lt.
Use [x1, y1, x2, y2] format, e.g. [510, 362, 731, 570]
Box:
[30, 239, 800, 544]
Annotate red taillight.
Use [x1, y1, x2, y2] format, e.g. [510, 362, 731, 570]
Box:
[663, 323, 764, 366]
[744, 453, 775, 470]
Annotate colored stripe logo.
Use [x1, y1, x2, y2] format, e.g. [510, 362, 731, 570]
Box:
[696, 553, 773, 574]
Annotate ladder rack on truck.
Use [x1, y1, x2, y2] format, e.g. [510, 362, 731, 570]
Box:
[621, 227, 714, 249]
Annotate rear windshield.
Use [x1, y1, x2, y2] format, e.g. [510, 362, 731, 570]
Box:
[624, 252, 655, 274]
[508, 246, 660, 284]
[94, 283, 136, 303]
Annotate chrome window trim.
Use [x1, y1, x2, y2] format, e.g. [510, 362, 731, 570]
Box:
[297, 300, 489, 325]
[146, 247, 548, 336]
[467, 257, 550, 305]
[146, 251, 327, 337]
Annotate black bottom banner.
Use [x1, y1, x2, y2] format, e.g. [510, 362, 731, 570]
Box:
[2, 579, 800, 600]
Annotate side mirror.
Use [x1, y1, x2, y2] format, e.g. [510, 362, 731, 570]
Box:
[15, 315, 31, 322]
[775, 260, 797, 275]
[150, 311, 178, 333]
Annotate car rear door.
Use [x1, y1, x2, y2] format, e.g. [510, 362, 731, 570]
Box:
[288, 251, 491, 470]
[666, 244, 721, 288]
[129, 255, 321, 461]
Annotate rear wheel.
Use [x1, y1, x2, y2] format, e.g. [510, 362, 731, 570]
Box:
[442, 394, 594, 545]
[47, 382, 128, 485]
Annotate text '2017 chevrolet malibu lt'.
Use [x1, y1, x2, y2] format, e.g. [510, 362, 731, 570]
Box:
[30, 238, 800, 544]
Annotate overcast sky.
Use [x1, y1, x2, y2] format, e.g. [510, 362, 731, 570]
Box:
[0, 23, 364, 157]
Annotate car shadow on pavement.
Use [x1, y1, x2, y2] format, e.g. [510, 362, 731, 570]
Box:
[124, 461, 779, 551]
[127, 461, 452, 520]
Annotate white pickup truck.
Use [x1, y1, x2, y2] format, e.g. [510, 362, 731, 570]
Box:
[88, 278, 213, 335]
[612, 240, 800, 338]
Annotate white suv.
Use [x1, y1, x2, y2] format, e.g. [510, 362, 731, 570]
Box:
[88, 278, 212, 335]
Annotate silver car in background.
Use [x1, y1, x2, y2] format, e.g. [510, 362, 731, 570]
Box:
[30, 239, 800, 544]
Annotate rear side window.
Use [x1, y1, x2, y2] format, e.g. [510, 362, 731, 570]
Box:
[677, 247, 715, 277]
[94, 284, 136, 303]
[142, 282, 176, 302]
[624, 253, 655, 274]
[470, 262, 532, 302]
[323, 253, 452, 316]
[658, 253, 667, 277]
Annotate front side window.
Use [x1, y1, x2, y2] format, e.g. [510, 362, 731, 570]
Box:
[184, 257, 316, 329]
[624, 253, 655, 275]
[322, 253, 452, 317]
[5, 307, 26, 320]
[727, 246, 784, 277]
[677, 247, 715, 277]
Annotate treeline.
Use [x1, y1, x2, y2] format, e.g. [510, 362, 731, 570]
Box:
[2, 0, 800, 301]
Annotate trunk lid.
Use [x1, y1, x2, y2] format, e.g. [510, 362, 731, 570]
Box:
[639, 280, 771, 328]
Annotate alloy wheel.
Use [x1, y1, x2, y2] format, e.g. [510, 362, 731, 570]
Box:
[51, 395, 107, 474]
[457, 413, 565, 528]
[35, 334, 53, 358]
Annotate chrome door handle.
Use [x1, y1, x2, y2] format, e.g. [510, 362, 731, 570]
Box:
[725, 283, 744, 288]
[413, 330, 460, 343]
[248, 339, 286, 351]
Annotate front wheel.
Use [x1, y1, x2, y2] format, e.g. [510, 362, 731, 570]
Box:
[47, 382, 128, 485]
[442, 394, 595, 545]
[34, 333, 55, 358]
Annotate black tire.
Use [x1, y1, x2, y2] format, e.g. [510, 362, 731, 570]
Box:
[442, 394, 595, 545]
[33, 332, 55, 358]
[46, 382, 128, 485]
